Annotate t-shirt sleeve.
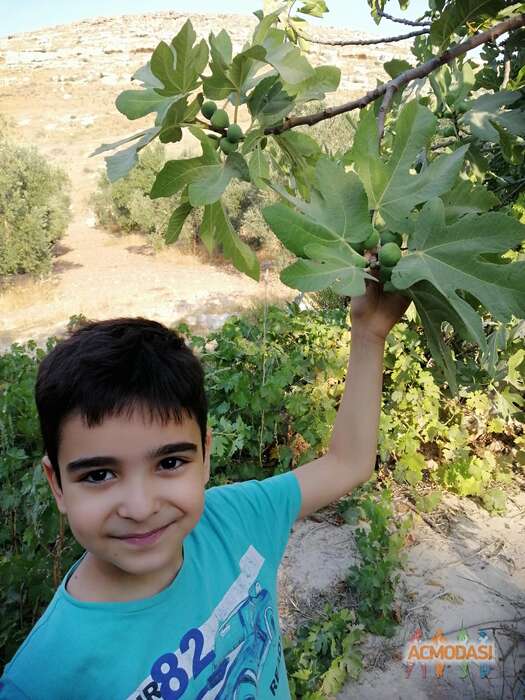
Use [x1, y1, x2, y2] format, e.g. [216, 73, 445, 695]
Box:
[205, 471, 302, 566]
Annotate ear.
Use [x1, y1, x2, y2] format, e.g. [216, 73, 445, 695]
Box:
[42, 456, 67, 514]
[203, 428, 212, 485]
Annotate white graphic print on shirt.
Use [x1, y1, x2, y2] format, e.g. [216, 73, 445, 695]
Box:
[128, 545, 283, 700]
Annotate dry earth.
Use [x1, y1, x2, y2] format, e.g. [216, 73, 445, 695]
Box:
[1, 12, 524, 699]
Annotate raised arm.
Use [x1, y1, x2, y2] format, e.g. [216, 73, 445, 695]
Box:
[293, 277, 411, 519]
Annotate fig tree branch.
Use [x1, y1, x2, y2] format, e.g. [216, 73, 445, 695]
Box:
[378, 10, 431, 27]
[265, 13, 525, 137]
[298, 26, 429, 46]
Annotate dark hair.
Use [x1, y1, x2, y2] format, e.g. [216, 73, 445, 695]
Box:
[35, 317, 208, 487]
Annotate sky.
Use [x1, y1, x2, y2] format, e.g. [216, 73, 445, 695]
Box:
[1, 0, 430, 38]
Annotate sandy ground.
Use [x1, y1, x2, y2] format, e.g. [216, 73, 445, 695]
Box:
[281, 488, 525, 699]
[1, 18, 524, 699]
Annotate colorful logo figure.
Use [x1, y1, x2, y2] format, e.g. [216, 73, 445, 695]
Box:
[403, 625, 496, 681]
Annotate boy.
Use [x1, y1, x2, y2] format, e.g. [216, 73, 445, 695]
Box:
[0, 279, 410, 699]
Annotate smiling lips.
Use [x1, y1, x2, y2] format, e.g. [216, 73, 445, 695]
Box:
[116, 521, 174, 546]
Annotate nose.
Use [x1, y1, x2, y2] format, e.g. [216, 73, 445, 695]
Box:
[116, 475, 161, 522]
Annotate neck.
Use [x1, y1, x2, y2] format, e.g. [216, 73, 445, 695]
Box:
[66, 549, 184, 603]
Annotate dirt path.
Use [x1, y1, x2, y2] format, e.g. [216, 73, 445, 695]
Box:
[0, 138, 293, 350]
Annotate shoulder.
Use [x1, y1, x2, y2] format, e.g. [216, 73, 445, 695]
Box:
[1, 592, 65, 696]
[205, 471, 301, 518]
[200, 472, 302, 563]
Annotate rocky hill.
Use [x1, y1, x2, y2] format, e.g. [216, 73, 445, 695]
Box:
[0, 10, 412, 350]
[0, 10, 412, 142]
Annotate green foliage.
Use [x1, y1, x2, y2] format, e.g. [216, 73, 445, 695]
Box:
[346, 489, 412, 637]
[380, 317, 525, 513]
[285, 606, 364, 699]
[430, 0, 507, 49]
[0, 304, 523, 665]
[0, 340, 82, 664]
[188, 304, 350, 479]
[0, 138, 71, 276]
[91, 141, 181, 247]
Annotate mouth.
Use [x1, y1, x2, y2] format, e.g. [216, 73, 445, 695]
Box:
[116, 521, 175, 546]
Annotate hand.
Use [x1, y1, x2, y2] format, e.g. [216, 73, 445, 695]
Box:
[350, 270, 412, 343]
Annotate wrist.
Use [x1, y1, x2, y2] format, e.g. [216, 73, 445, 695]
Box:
[350, 326, 387, 346]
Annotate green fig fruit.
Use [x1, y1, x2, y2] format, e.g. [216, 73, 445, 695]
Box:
[211, 109, 229, 129]
[227, 123, 243, 143]
[353, 253, 368, 269]
[380, 231, 402, 247]
[201, 100, 217, 120]
[379, 242, 402, 267]
[220, 137, 238, 154]
[362, 229, 380, 250]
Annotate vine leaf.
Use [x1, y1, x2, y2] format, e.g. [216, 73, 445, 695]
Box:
[188, 153, 250, 206]
[165, 201, 193, 244]
[430, 0, 507, 48]
[91, 127, 160, 182]
[262, 156, 376, 296]
[200, 201, 260, 280]
[392, 197, 525, 352]
[157, 19, 209, 96]
[352, 101, 469, 230]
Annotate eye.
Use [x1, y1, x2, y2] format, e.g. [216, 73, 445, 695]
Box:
[159, 456, 186, 471]
[81, 469, 114, 484]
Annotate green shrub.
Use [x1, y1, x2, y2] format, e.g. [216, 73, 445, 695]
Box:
[346, 489, 412, 637]
[0, 340, 82, 664]
[294, 99, 355, 158]
[91, 142, 183, 249]
[222, 180, 284, 256]
[0, 139, 71, 275]
[285, 605, 364, 698]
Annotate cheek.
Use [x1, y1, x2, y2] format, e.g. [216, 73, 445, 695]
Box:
[174, 481, 205, 518]
[62, 494, 108, 540]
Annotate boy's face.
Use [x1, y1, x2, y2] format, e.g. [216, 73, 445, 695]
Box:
[43, 407, 211, 595]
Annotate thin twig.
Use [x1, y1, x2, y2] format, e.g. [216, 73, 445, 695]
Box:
[427, 538, 505, 573]
[378, 10, 432, 27]
[457, 575, 525, 608]
[377, 85, 397, 143]
[402, 498, 442, 531]
[299, 27, 429, 46]
[265, 13, 525, 136]
[406, 589, 450, 612]
[502, 44, 511, 87]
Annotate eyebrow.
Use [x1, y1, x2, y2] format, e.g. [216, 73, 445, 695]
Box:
[66, 442, 198, 473]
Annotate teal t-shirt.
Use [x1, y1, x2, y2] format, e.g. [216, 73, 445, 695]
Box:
[1, 472, 302, 700]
